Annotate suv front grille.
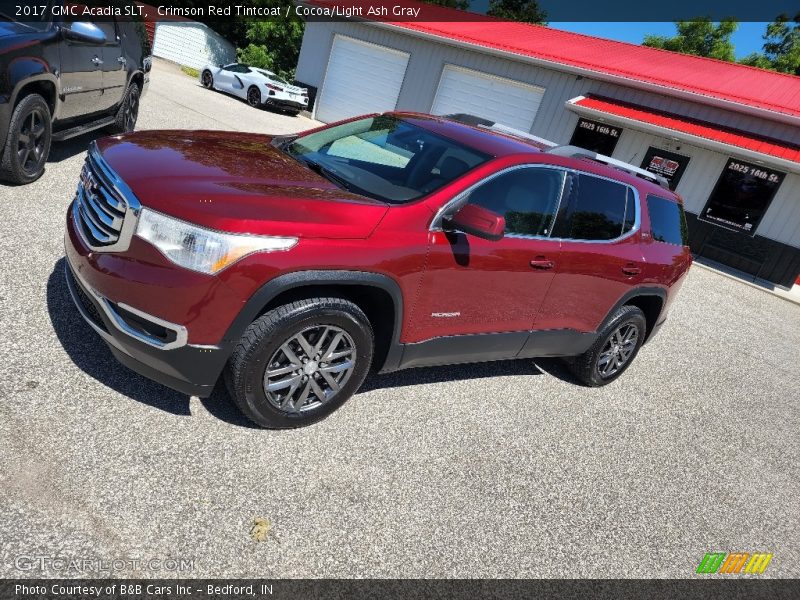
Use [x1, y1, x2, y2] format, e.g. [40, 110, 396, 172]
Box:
[72, 142, 140, 252]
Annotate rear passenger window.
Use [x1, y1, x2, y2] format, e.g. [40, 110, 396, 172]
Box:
[465, 167, 566, 237]
[553, 174, 633, 241]
[647, 195, 689, 246]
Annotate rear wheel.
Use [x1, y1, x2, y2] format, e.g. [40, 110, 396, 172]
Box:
[111, 81, 140, 134]
[568, 305, 646, 387]
[201, 70, 213, 88]
[0, 93, 52, 185]
[247, 86, 261, 107]
[225, 298, 374, 428]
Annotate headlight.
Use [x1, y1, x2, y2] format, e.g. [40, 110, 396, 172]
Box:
[135, 209, 297, 275]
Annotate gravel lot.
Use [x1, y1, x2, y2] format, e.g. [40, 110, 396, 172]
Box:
[0, 59, 798, 579]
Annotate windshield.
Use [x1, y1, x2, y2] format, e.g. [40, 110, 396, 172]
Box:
[285, 115, 490, 203]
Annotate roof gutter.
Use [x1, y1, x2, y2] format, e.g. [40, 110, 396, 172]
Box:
[371, 21, 800, 130]
[565, 96, 800, 175]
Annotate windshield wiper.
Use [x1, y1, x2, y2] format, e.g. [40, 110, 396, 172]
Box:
[303, 159, 353, 191]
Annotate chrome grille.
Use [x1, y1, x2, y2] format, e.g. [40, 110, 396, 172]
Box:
[72, 141, 141, 252]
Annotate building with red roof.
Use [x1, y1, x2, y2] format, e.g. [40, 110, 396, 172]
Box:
[295, 1, 800, 287]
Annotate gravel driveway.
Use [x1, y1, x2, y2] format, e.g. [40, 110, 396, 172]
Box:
[0, 59, 798, 579]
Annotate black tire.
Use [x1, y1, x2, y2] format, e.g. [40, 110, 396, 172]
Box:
[225, 298, 374, 429]
[247, 85, 261, 108]
[110, 81, 141, 134]
[568, 305, 647, 387]
[286, 109, 301, 117]
[201, 70, 214, 89]
[0, 93, 52, 185]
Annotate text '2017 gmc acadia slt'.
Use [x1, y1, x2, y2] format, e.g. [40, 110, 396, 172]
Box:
[64, 113, 692, 428]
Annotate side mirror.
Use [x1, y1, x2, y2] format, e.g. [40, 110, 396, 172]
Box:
[443, 204, 505, 241]
[63, 22, 107, 45]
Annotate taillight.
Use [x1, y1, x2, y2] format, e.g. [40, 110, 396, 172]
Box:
[265, 83, 283, 92]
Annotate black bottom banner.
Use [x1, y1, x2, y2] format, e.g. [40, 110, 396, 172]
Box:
[1, 580, 799, 600]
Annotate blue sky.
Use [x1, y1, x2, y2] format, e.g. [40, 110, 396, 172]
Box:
[466, 0, 770, 59]
[550, 22, 769, 59]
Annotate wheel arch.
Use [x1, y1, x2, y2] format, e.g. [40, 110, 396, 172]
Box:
[11, 73, 58, 118]
[599, 287, 666, 343]
[224, 271, 405, 372]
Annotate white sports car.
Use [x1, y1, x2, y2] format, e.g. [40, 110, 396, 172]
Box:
[200, 63, 309, 115]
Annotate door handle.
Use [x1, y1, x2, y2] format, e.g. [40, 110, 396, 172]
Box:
[530, 258, 555, 270]
[622, 265, 642, 276]
[91, 56, 103, 65]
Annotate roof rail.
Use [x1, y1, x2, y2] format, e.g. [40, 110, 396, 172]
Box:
[443, 113, 558, 149]
[546, 145, 670, 189]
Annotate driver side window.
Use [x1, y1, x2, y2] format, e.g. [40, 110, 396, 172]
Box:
[464, 167, 566, 237]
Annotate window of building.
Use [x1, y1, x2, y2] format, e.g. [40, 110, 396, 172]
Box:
[647, 195, 688, 246]
[465, 167, 566, 237]
[700, 159, 785, 236]
[569, 118, 622, 155]
[640, 147, 691, 191]
[553, 173, 631, 241]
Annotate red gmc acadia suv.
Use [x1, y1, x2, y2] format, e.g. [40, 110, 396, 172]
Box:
[64, 113, 692, 428]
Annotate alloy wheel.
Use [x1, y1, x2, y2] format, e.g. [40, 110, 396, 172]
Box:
[124, 86, 140, 132]
[248, 87, 260, 107]
[17, 108, 46, 174]
[596, 323, 639, 378]
[263, 325, 357, 414]
[202, 72, 212, 87]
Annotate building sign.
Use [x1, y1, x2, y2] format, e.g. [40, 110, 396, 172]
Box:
[700, 158, 785, 236]
[640, 147, 691, 190]
[569, 118, 622, 155]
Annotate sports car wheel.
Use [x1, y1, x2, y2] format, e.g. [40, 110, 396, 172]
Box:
[201, 70, 213, 89]
[247, 86, 261, 107]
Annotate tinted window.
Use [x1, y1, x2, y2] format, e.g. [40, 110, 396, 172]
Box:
[554, 174, 631, 241]
[286, 116, 490, 203]
[465, 168, 565, 237]
[647, 195, 688, 246]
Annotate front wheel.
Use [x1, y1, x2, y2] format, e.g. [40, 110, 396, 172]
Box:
[0, 93, 52, 185]
[201, 70, 213, 89]
[568, 305, 647, 387]
[225, 298, 374, 428]
[111, 82, 140, 134]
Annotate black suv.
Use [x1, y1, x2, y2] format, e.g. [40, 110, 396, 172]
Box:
[0, 2, 151, 184]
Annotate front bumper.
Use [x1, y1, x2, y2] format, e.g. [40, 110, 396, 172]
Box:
[64, 255, 227, 397]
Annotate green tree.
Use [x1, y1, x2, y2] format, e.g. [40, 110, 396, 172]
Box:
[237, 18, 305, 80]
[643, 18, 738, 62]
[740, 13, 800, 74]
[486, 0, 546, 24]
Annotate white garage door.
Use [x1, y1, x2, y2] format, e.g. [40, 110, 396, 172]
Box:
[316, 36, 410, 123]
[431, 65, 545, 132]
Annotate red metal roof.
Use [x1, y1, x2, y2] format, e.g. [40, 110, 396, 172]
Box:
[571, 95, 800, 166]
[308, 1, 800, 121]
[391, 18, 800, 121]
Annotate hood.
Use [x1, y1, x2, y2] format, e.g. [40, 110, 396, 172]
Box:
[95, 131, 389, 239]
